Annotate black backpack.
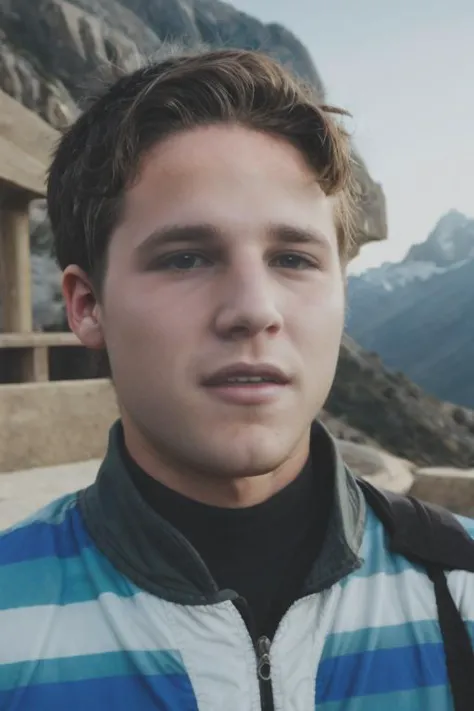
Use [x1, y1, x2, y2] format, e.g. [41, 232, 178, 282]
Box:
[358, 478, 474, 711]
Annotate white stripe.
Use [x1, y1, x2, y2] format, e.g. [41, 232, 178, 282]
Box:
[0, 591, 182, 664]
[166, 601, 261, 711]
[270, 589, 340, 711]
[448, 568, 474, 617]
[328, 567, 474, 635]
[329, 568, 437, 634]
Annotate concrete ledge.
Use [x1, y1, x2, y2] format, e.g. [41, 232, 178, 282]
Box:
[337, 439, 414, 494]
[410, 467, 474, 518]
[0, 459, 100, 529]
[0, 379, 118, 472]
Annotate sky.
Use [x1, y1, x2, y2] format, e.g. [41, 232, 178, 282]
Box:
[229, 0, 474, 273]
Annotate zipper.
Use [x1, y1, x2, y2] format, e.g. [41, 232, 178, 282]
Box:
[233, 597, 275, 711]
[257, 636, 272, 682]
[256, 635, 273, 711]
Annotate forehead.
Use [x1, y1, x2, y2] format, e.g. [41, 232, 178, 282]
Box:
[119, 124, 337, 245]
[138, 123, 317, 186]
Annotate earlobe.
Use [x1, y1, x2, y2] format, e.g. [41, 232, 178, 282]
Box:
[62, 266, 105, 350]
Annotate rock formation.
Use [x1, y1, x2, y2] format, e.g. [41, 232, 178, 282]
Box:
[0, 0, 386, 254]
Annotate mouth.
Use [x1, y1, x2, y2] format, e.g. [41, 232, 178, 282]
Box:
[202, 363, 291, 405]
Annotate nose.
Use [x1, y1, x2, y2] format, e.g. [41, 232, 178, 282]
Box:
[213, 259, 283, 341]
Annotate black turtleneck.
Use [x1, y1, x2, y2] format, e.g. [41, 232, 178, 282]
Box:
[121, 433, 333, 640]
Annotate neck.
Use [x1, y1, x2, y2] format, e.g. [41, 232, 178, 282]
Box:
[121, 420, 311, 509]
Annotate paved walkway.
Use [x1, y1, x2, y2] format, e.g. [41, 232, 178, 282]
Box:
[0, 460, 100, 529]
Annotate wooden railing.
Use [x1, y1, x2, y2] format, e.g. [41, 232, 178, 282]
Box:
[0, 332, 80, 382]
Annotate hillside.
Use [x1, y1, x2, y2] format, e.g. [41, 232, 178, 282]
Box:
[347, 210, 474, 408]
[325, 337, 474, 468]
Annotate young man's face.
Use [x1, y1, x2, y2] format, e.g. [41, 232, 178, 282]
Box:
[72, 124, 346, 479]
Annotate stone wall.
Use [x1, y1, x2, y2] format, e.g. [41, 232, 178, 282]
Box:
[0, 378, 118, 471]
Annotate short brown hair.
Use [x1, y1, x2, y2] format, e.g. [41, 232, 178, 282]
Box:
[47, 47, 357, 292]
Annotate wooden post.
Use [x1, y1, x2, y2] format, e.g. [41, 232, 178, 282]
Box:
[23, 347, 49, 382]
[0, 201, 32, 333]
[0, 193, 42, 382]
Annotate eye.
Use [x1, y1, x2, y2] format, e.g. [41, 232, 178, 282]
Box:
[156, 252, 212, 271]
[270, 253, 318, 270]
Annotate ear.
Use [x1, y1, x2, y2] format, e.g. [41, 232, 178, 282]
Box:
[62, 266, 105, 350]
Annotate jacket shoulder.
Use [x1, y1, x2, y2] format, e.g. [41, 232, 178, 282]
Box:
[0, 492, 84, 570]
[454, 513, 474, 539]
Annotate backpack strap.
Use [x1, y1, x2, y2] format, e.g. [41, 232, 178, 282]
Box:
[358, 478, 474, 711]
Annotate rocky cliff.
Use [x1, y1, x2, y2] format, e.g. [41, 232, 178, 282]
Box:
[325, 337, 474, 468]
[0, 0, 386, 251]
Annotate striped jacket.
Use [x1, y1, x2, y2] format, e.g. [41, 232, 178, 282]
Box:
[0, 421, 473, 710]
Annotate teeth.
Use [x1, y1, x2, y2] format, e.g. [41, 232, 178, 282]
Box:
[226, 376, 273, 383]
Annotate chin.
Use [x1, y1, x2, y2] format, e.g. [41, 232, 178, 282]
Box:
[203, 426, 300, 478]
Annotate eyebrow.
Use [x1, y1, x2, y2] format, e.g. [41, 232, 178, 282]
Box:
[271, 224, 330, 250]
[135, 222, 330, 260]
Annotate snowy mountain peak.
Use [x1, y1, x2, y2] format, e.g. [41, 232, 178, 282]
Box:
[404, 210, 474, 268]
[357, 260, 445, 291]
[351, 210, 474, 293]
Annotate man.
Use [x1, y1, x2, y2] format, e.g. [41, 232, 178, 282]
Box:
[0, 48, 472, 710]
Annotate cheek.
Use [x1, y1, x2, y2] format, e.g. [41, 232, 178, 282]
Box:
[288, 285, 344, 361]
[293, 277, 345, 328]
[104, 283, 202, 366]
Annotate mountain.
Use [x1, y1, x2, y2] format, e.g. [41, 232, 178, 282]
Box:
[347, 210, 474, 407]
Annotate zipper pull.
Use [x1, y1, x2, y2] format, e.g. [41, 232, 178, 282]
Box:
[257, 636, 272, 682]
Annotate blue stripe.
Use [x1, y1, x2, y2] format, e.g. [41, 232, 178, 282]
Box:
[320, 620, 444, 660]
[0, 673, 199, 710]
[0, 650, 185, 691]
[316, 684, 452, 711]
[0, 546, 141, 610]
[0, 504, 92, 566]
[316, 642, 447, 702]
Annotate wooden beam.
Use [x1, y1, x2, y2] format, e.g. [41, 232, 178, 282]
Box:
[19, 347, 49, 382]
[0, 332, 79, 348]
[0, 201, 32, 332]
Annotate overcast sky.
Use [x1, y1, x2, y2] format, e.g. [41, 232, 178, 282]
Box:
[230, 0, 474, 272]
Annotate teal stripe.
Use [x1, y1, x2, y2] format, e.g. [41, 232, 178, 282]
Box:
[0, 649, 185, 692]
[316, 684, 452, 711]
[321, 619, 474, 661]
[454, 513, 474, 538]
[349, 508, 424, 580]
[321, 620, 442, 660]
[353, 507, 474, 582]
[0, 546, 141, 610]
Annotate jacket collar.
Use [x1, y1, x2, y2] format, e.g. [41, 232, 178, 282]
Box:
[80, 420, 365, 605]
